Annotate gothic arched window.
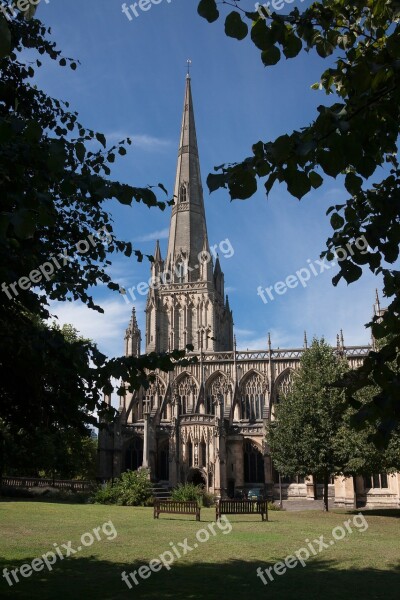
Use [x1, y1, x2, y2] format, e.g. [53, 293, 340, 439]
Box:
[274, 370, 294, 404]
[176, 375, 197, 415]
[200, 440, 207, 467]
[187, 440, 193, 466]
[240, 372, 265, 420]
[143, 374, 166, 415]
[205, 373, 231, 415]
[180, 184, 187, 202]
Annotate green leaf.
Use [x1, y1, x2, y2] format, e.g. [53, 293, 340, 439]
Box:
[197, 0, 219, 23]
[76, 143, 86, 163]
[0, 17, 11, 59]
[207, 173, 228, 193]
[265, 172, 278, 196]
[228, 170, 257, 200]
[287, 171, 312, 199]
[270, 134, 292, 162]
[225, 11, 248, 41]
[158, 183, 168, 195]
[315, 36, 335, 58]
[330, 213, 345, 230]
[283, 33, 302, 59]
[261, 46, 281, 66]
[341, 262, 363, 284]
[96, 133, 106, 148]
[318, 149, 346, 178]
[251, 19, 272, 51]
[345, 173, 363, 195]
[309, 171, 323, 189]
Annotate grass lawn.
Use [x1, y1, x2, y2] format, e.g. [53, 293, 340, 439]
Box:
[0, 501, 399, 600]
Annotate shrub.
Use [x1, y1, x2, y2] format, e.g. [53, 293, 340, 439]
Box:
[268, 501, 284, 511]
[170, 484, 217, 507]
[171, 483, 202, 504]
[201, 491, 217, 507]
[91, 468, 153, 506]
[0, 486, 91, 503]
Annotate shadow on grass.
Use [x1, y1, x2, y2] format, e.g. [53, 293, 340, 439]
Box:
[1, 554, 399, 600]
[348, 509, 400, 518]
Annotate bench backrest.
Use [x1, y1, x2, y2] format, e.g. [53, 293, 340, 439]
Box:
[154, 500, 199, 512]
[218, 499, 267, 514]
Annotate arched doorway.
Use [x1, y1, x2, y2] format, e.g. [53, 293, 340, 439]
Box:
[157, 440, 169, 481]
[124, 437, 143, 472]
[243, 440, 265, 484]
[187, 468, 206, 488]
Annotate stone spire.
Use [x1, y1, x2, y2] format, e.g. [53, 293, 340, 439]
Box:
[145, 75, 233, 353]
[165, 74, 210, 277]
[154, 239, 162, 262]
[125, 307, 141, 357]
[374, 288, 381, 317]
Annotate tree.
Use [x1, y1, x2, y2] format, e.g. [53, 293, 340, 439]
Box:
[2, 424, 99, 480]
[2, 324, 101, 480]
[269, 339, 400, 510]
[334, 385, 400, 477]
[0, 7, 195, 469]
[197, 0, 400, 438]
[269, 339, 349, 511]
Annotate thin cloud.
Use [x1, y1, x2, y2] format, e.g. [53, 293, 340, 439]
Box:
[106, 131, 172, 151]
[134, 228, 169, 243]
[48, 298, 146, 358]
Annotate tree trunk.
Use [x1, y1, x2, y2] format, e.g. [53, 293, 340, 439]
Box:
[313, 475, 318, 500]
[323, 473, 329, 512]
[0, 430, 3, 497]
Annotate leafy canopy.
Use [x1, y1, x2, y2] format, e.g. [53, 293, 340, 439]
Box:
[198, 0, 400, 437]
[0, 8, 195, 455]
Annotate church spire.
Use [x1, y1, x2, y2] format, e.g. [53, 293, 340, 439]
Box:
[165, 75, 210, 276]
[125, 307, 141, 357]
[145, 74, 234, 353]
[154, 239, 162, 262]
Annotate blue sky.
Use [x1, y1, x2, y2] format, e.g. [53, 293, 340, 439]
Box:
[33, 0, 383, 356]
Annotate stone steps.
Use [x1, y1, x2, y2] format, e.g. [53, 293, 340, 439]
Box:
[151, 482, 171, 499]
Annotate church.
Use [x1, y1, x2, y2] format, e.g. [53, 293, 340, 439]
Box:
[98, 75, 400, 508]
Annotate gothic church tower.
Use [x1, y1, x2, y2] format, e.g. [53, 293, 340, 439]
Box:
[145, 75, 233, 353]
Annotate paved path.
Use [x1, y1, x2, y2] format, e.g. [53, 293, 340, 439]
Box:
[280, 499, 325, 511]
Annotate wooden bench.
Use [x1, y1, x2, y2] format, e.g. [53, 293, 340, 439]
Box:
[216, 499, 268, 521]
[153, 500, 201, 521]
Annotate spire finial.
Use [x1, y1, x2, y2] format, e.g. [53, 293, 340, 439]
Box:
[186, 59, 192, 77]
[340, 329, 344, 348]
[268, 332, 272, 351]
[375, 288, 381, 312]
[304, 331, 308, 349]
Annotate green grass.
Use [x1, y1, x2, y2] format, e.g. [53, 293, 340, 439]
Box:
[0, 501, 399, 599]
